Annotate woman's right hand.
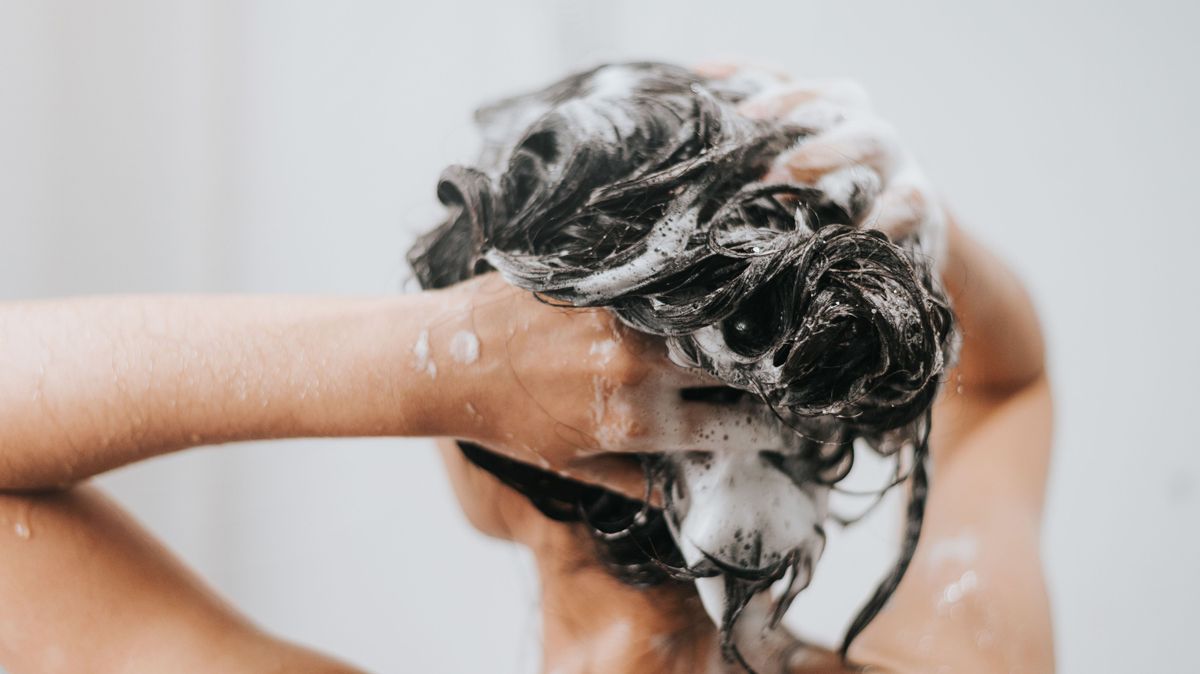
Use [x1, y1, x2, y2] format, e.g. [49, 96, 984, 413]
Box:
[428, 274, 781, 476]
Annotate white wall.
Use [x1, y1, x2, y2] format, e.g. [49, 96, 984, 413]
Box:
[1, 1, 1196, 672]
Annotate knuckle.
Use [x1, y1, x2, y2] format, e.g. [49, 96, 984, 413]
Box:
[815, 164, 884, 220]
[778, 141, 844, 182]
[782, 99, 849, 132]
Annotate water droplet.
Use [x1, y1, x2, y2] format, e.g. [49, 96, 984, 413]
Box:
[14, 522, 31, 540]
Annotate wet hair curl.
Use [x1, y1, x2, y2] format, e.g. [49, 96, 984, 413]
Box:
[410, 62, 955, 667]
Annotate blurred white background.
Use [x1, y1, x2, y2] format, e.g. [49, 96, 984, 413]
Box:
[1, 1, 1198, 672]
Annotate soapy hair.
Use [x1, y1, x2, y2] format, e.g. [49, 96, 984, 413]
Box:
[410, 62, 954, 667]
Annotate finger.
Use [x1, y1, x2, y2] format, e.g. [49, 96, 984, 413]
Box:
[811, 164, 884, 223]
[632, 337, 723, 386]
[738, 79, 871, 120]
[862, 171, 949, 267]
[446, 436, 652, 505]
[611, 320, 670, 360]
[862, 172, 932, 239]
[566, 452, 660, 504]
[693, 61, 740, 79]
[693, 60, 790, 83]
[651, 402, 784, 452]
[778, 99, 854, 135]
[659, 368, 727, 391]
[765, 115, 906, 184]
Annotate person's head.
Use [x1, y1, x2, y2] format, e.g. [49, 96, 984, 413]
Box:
[409, 62, 954, 668]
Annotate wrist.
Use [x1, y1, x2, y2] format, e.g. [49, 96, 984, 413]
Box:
[210, 292, 468, 442]
[368, 287, 492, 441]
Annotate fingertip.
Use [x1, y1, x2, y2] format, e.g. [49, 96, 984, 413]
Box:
[739, 88, 818, 120]
[693, 61, 740, 79]
[863, 179, 934, 241]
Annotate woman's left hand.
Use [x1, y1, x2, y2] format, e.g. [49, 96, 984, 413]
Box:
[698, 63, 949, 266]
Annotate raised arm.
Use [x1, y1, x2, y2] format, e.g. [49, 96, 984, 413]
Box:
[942, 219, 1046, 392]
[851, 222, 1055, 673]
[694, 65, 1055, 673]
[0, 292, 444, 489]
[0, 274, 767, 492]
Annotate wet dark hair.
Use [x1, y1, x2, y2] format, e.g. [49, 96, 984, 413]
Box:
[410, 62, 954, 667]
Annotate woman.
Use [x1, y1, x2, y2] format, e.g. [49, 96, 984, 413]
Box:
[0, 65, 1053, 673]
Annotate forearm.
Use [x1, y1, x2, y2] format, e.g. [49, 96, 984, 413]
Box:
[940, 216, 1047, 395]
[0, 292, 458, 489]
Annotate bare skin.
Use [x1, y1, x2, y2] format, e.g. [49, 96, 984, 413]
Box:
[438, 69, 1055, 673]
[0, 275, 749, 494]
[0, 73, 1054, 674]
[0, 487, 363, 674]
[438, 219, 1054, 674]
[0, 278, 750, 673]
